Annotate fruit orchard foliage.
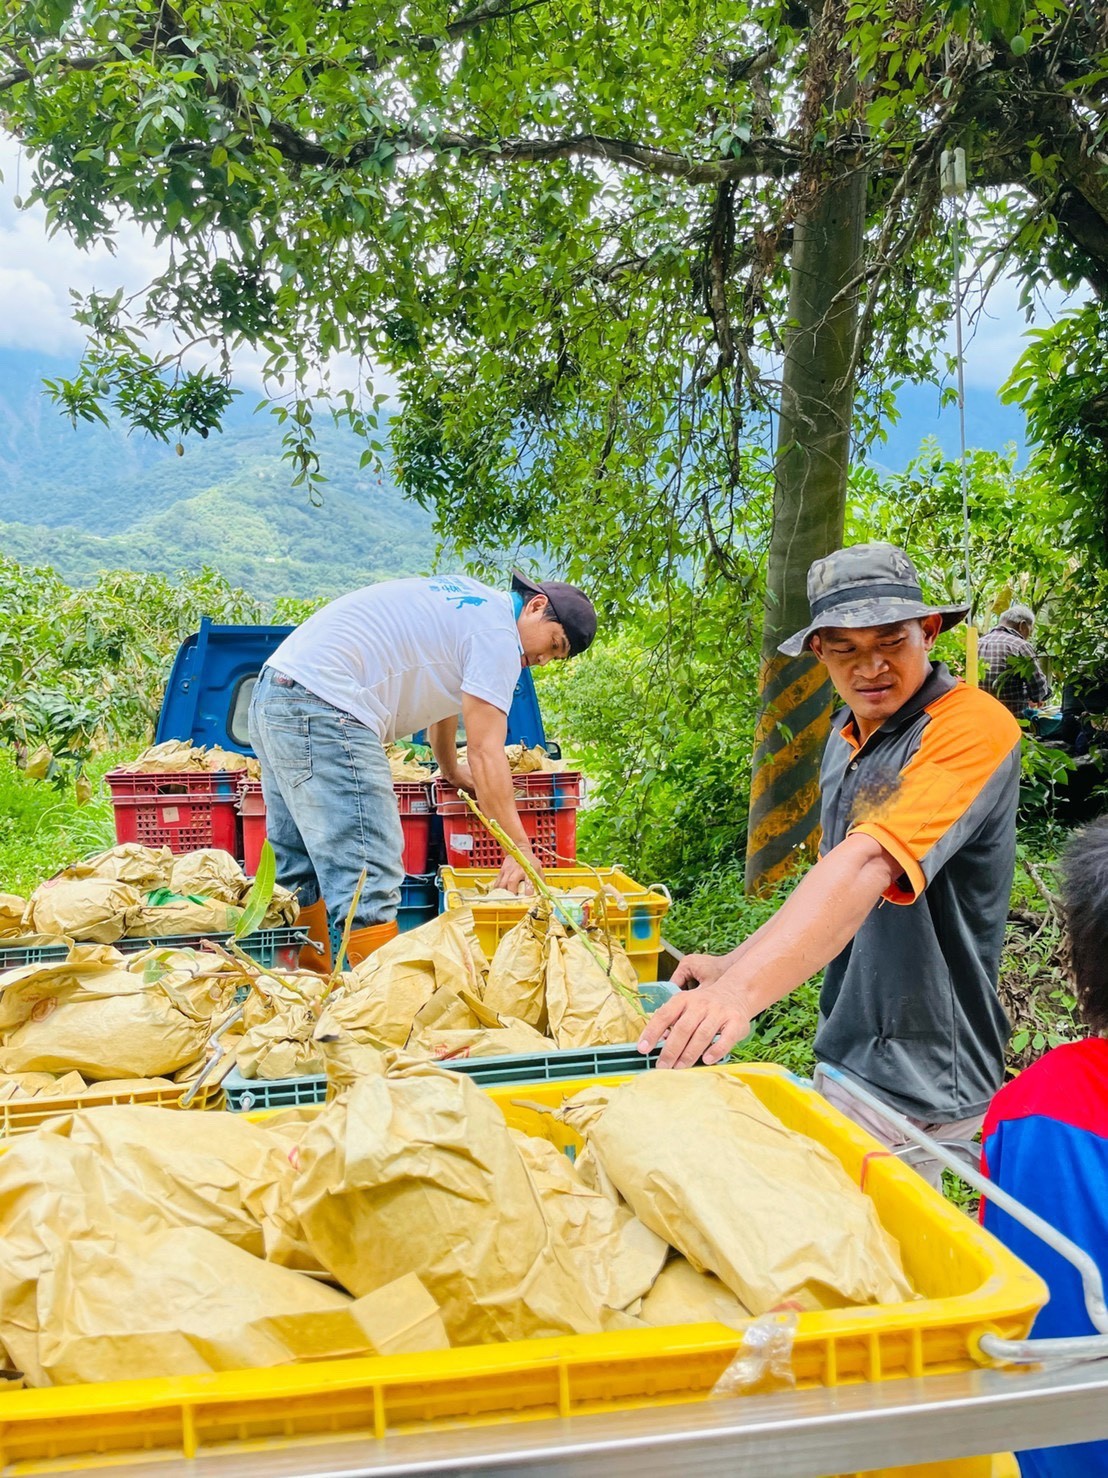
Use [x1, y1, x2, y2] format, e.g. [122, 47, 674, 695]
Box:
[540, 443, 1087, 890]
[3, 0, 1108, 601]
[0, 560, 261, 783]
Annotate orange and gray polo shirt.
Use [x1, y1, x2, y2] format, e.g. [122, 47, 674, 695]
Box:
[815, 661, 1022, 1121]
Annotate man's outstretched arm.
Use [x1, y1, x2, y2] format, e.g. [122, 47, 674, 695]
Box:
[639, 832, 902, 1069]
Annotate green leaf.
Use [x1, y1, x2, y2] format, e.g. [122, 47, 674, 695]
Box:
[234, 839, 276, 939]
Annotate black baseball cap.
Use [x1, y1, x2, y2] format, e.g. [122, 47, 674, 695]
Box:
[511, 571, 597, 657]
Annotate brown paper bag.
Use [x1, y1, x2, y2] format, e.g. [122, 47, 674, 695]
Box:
[128, 896, 243, 938]
[0, 1070, 87, 1101]
[407, 985, 482, 1039]
[35, 1226, 447, 1385]
[290, 1056, 603, 1344]
[24, 876, 141, 942]
[313, 1017, 389, 1094]
[511, 1131, 667, 1314]
[79, 844, 173, 891]
[0, 950, 234, 1079]
[329, 911, 488, 1047]
[237, 1006, 327, 1080]
[639, 1256, 752, 1329]
[544, 924, 643, 1048]
[169, 849, 247, 903]
[559, 1070, 914, 1316]
[409, 1023, 558, 1061]
[59, 1105, 297, 1256]
[0, 894, 30, 938]
[260, 883, 301, 927]
[483, 907, 550, 1030]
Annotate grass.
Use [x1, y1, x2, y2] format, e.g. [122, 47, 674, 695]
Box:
[0, 748, 121, 896]
[666, 860, 820, 1076]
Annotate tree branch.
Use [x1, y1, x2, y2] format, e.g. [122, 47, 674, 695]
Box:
[279, 123, 804, 182]
[355, 0, 556, 72]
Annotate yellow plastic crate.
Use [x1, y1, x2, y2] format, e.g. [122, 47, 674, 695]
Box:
[0, 1077, 225, 1138]
[0, 1065, 1045, 1472]
[440, 864, 672, 981]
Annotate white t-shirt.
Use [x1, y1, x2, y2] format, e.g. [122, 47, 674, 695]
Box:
[267, 576, 523, 742]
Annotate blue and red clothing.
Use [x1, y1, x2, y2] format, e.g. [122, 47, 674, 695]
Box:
[981, 1038, 1108, 1477]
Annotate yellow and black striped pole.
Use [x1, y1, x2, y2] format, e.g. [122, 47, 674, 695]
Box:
[745, 651, 836, 896]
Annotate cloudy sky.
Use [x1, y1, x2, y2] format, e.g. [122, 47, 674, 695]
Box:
[0, 131, 1080, 400]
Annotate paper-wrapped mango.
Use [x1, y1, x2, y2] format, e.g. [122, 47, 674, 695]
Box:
[35, 1227, 447, 1385]
[544, 922, 642, 1049]
[511, 1131, 667, 1316]
[289, 1056, 603, 1345]
[237, 1005, 327, 1081]
[326, 911, 488, 1048]
[0, 947, 233, 1080]
[482, 905, 549, 1030]
[24, 875, 140, 943]
[639, 1256, 752, 1330]
[0, 894, 29, 938]
[169, 849, 247, 903]
[558, 1070, 914, 1316]
[127, 891, 243, 939]
[78, 844, 173, 891]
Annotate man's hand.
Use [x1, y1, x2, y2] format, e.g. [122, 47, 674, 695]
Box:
[637, 981, 751, 1069]
[670, 952, 730, 990]
[440, 759, 477, 794]
[493, 844, 541, 894]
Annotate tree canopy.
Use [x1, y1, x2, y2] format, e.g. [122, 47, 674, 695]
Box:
[2, 0, 1105, 578]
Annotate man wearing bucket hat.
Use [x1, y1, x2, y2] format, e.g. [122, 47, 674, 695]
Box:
[639, 543, 1022, 1183]
[250, 570, 596, 971]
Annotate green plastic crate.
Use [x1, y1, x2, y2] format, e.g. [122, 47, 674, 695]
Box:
[222, 983, 677, 1111]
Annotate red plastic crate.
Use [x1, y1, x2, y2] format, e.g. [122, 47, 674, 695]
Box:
[432, 772, 582, 868]
[238, 779, 267, 876]
[235, 778, 434, 876]
[105, 770, 241, 857]
[395, 781, 433, 873]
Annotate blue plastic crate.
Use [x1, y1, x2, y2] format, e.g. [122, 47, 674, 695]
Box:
[0, 927, 307, 975]
[398, 873, 438, 933]
[222, 983, 677, 1111]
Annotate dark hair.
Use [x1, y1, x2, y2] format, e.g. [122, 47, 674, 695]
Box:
[1062, 818, 1108, 1035]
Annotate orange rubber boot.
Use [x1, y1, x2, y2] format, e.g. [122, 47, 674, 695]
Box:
[297, 898, 333, 974]
[344, 920, 399, 968]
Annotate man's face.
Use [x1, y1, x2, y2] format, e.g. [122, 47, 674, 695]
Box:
[810, 617, 941, 729]
[517, 596, 570, 667]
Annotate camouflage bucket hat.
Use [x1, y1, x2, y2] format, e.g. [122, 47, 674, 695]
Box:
[778, 542, 970, 658]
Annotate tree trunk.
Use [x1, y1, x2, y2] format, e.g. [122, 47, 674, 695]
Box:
[744, 160, 866, 896]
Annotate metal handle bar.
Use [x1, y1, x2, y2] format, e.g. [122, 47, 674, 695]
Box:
[819, 1064, 1108, 1363]
[179, 1003, 245, 1107]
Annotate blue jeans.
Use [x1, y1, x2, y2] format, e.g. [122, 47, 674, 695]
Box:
[247, 667, 404, 928]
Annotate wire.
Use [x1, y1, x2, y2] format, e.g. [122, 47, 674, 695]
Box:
[942, 147, 979, 684]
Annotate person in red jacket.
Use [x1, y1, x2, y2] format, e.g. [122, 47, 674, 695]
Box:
[981, 817, 1108, 1478]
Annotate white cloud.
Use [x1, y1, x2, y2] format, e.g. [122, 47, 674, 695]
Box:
[0, 132, 391, 401]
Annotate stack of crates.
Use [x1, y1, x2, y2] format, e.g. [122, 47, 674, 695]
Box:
[432, 771, 583, 868]
[439, 864, 670, 982]
[237, 776, 439, 933]
[105, 769, 241, 858]
[238, 778, 266, 874]
[237, 777, 435, 875]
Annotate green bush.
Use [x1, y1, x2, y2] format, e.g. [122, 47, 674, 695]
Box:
[0, 747, 118, 895]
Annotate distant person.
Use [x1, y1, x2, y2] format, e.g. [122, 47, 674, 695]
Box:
[981, 818, 1108, 1478]
[639, 542, 1021, 1186]
[979, 604, 1050, 716]
[248, 572, 596, 970]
